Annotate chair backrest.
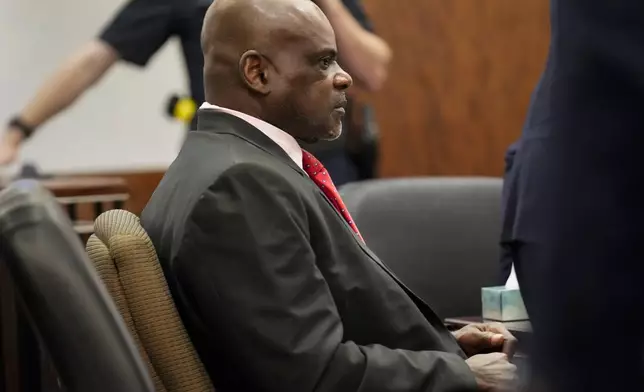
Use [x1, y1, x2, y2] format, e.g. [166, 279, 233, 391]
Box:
[341, 177, 503, 319]
[0, 180, 154, 392]
[87, 209, 213, 392]
[86, 233, 168, 392]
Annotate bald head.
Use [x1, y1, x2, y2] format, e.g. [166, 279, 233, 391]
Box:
[202, 0, 328, 49]
[201, 0, 330, 96]
[200, 0, 352, 142]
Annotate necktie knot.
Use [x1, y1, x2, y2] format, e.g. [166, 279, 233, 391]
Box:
[302, 150, 362, 240]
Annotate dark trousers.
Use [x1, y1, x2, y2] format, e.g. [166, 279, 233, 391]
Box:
[512, 126, 644, 391]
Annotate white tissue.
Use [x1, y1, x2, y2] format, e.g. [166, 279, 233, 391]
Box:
[505, 264, 520, 290]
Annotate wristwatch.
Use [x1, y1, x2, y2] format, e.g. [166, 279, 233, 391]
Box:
[8, 116, 35, 139]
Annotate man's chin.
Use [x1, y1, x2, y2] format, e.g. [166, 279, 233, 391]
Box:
[322, 124, 342, 141]
[297, 124, 342, 144]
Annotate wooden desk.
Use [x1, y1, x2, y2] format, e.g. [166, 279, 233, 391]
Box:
[0, 176, 129, 392]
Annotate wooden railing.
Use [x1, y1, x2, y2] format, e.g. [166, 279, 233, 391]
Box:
[0, 176, 129, 392]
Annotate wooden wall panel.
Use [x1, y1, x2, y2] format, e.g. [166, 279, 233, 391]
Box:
[117, 171, 165, 215]
[362, 0, 550, 177]
[77, 171, 165, 216]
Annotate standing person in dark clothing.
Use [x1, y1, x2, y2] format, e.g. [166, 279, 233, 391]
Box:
[507, 0, 644, 390]
[1, 0, 389, 181]
[0, 0, 212, 165]
[143, 1, 518, 390]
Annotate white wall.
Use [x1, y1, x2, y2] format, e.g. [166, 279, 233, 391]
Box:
[0, 0, 187, 174]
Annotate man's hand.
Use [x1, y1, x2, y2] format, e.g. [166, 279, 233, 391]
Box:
[466, 352, 518, 391]
[453, 323, 518, 358]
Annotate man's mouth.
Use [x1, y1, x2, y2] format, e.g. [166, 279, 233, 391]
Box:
[334, 96, 348, 114]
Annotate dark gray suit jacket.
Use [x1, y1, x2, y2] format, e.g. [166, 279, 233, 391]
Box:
[141, 110, 477, 392]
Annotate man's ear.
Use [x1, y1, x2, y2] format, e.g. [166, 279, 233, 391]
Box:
[239, 50, 271, 95]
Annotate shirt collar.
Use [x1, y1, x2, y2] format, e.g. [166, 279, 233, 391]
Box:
[200, 102, 303, 169]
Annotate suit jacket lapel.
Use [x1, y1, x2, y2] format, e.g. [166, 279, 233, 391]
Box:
[341, 208, 443, 322]
[197, 109, 431, 312]
[313, 183, 419, 296]
[356, 238, 448, 326]
[196, 111, 365, 238]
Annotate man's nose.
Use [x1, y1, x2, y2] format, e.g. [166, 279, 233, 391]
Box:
[334, 68, 353, 90]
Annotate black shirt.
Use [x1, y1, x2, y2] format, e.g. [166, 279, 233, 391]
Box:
[99, 0, 210, 104]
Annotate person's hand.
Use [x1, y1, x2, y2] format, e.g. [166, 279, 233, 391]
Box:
[465, 352, 518, 391]
[0, 128, 24, 166]
[453, 323, 518, 358]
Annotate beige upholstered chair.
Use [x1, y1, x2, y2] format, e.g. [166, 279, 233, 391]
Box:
[86, 209, 214, 392]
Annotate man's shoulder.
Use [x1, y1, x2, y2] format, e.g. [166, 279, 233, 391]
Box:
[159, 133, 306, 204]
[214, 161, 304, 197]
[142, 141, 310, 253]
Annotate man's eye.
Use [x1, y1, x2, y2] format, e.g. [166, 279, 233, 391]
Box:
[320, 58, 332, 70]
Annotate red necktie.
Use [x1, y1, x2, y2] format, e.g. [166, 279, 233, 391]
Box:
[302, 150, 363, 241]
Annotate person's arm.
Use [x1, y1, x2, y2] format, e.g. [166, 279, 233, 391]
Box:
[176, 163, 478, 392]
[315, 0, 391, 92]
[0, 40, 118, 163]
[19, 40, 119, 129]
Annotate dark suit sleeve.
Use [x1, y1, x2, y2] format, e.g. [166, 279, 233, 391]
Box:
[178, 163, 477, 392]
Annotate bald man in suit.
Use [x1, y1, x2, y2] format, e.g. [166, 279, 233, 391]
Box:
[142, 0, 518, 390]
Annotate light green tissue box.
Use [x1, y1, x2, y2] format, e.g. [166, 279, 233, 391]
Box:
[481, 286, 529, 321]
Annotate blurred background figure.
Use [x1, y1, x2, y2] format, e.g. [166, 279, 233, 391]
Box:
[0, 0, 211, 167]
[0, 0, 390, 187]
